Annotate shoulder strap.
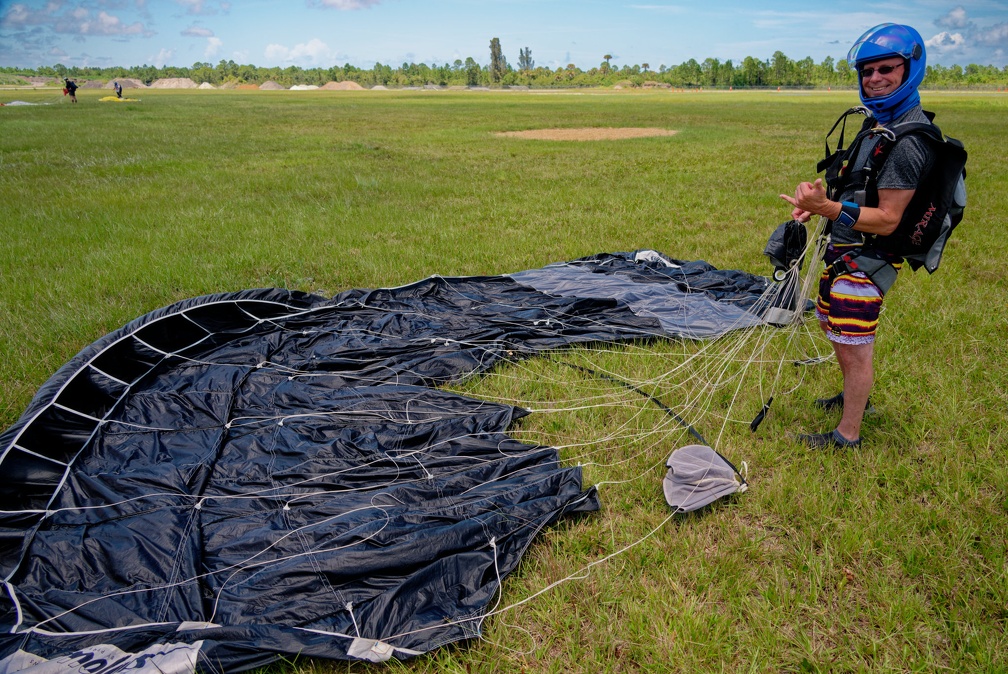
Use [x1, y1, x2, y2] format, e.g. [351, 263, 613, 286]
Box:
[816, 107, 874, 174]
[889, 120, 943, 144]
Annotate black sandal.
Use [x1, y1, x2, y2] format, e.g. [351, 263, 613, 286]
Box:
[797, 429, 862, 449]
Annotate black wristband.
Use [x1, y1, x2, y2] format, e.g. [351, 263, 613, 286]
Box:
[836, 201, 861, 227]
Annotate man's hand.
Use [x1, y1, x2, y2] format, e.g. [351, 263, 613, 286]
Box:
[780, 178, 834, 223]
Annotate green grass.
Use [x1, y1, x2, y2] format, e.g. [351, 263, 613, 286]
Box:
[1, 88, 1006, 673]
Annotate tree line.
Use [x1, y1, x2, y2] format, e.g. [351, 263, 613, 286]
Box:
[4, 38, 1006, 89]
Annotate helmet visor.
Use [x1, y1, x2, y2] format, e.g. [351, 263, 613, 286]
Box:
[848, 23, 920, 64]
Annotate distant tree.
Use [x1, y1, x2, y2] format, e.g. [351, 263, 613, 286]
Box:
[518, 47, 534, 72]
[796, 56, 814, 86]
[817, 56, 835, 86]
[722, 59, 736, 86]
[770, 50, 790, 86]
[701, 57, 719, 86]
[191, 61, 213, 84]
[489, 37, 506, 83]
[836, 59, 856, 87]
[680, 58, 702, 86]
[465, 56, 481, 86]
[603, 54, 612, 66]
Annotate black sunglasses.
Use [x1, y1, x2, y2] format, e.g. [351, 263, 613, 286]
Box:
[860, 63, 903, 77]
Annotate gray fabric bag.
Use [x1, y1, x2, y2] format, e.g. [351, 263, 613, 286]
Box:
[663, 444, 747, 513]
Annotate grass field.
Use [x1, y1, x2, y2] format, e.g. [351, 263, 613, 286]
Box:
[1, 87, 1006, 673]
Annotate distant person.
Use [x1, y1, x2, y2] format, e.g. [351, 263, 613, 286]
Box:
[114, 81, 123, 98]
[780, 23, 964, 449]
[64, 77, 78, 103]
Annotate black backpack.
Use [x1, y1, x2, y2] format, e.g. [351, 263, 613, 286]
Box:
[819, 107, 967, 273]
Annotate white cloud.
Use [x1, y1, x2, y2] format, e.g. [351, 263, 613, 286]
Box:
[936, 6, 970, 31]
[264, 38, 333, 65]
[153, 47, 174, 67]
[976, 22, 1008, 46]
[1, 4, 33, 26]
[628, 5, 688, 14]
[175, 0, 230, 15]
[182, 25, 214, 37]
[81, 11, 144, 36]
[923, 31, 963, 48]
[205, 36, 222, 58]
[1, 3, 151, 37]
[926, 31, 966, 52]
[316, 0, 381, 9]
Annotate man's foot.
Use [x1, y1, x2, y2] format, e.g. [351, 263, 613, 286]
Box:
[814, 392, 875, 414]
[797, 429, 862, 449]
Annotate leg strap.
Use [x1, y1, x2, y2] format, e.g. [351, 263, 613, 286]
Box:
[826, 251, 898, 295]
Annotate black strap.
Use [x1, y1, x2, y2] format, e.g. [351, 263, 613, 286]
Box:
[826, 250, 898, 295]
[817, 107, 873, 174]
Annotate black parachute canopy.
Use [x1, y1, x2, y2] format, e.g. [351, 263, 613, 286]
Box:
[0, 251, 774, 672]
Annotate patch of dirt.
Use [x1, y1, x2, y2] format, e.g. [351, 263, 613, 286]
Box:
[320, 81, 365, 90]
[148, 78, 197, 89]
[495, 127, 678, 141]
[105, 78, 146, 89]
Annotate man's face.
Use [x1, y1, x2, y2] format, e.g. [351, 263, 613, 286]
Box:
[859, 56, 906, 98]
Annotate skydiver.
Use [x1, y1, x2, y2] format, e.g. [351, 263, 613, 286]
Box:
[779, 24, 939, 449]
[64, 77, 78, 103]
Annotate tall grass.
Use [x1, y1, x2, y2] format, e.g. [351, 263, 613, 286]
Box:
[1, 88, 1005, 672]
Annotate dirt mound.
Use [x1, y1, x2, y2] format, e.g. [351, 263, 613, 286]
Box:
[105, 79, 146, 89]
[198, 82, 215, 89]
[236, 84, 258, 90]
[259, 81, 284, 90]
[320, 81, 364, 90]
[290, 84, 319, 90]
[149, 78, 197, 89]
[496, 127, 679, 141]
[80, 81, 104, 89]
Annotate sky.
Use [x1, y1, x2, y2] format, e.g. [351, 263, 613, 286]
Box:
[1, 0, 1006, 72]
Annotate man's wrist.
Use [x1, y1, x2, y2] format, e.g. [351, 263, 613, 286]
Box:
[835, 201, 861, 227]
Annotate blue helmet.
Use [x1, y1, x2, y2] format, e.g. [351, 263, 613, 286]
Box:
[848, 23, 926, 116]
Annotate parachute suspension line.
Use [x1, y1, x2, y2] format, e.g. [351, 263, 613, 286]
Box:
[377, 508, 681, 647]
[346, 602, 361, 638]
[750, 215, 832, 432]
[481, 537, 504, 627]
[482, 511, 678, 620]
[558, 362, 706, 445]
[3, 581, 24, 633]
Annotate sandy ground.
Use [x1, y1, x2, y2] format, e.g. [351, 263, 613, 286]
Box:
[149, 78, 197, 89]
[321, 81, 365, 90]
[495, 127, 678, 141]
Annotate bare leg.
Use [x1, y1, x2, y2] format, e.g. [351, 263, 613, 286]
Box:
[832, 341, 873, 441]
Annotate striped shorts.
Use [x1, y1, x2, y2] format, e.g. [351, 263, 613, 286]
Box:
[816, 269, 883, 345]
